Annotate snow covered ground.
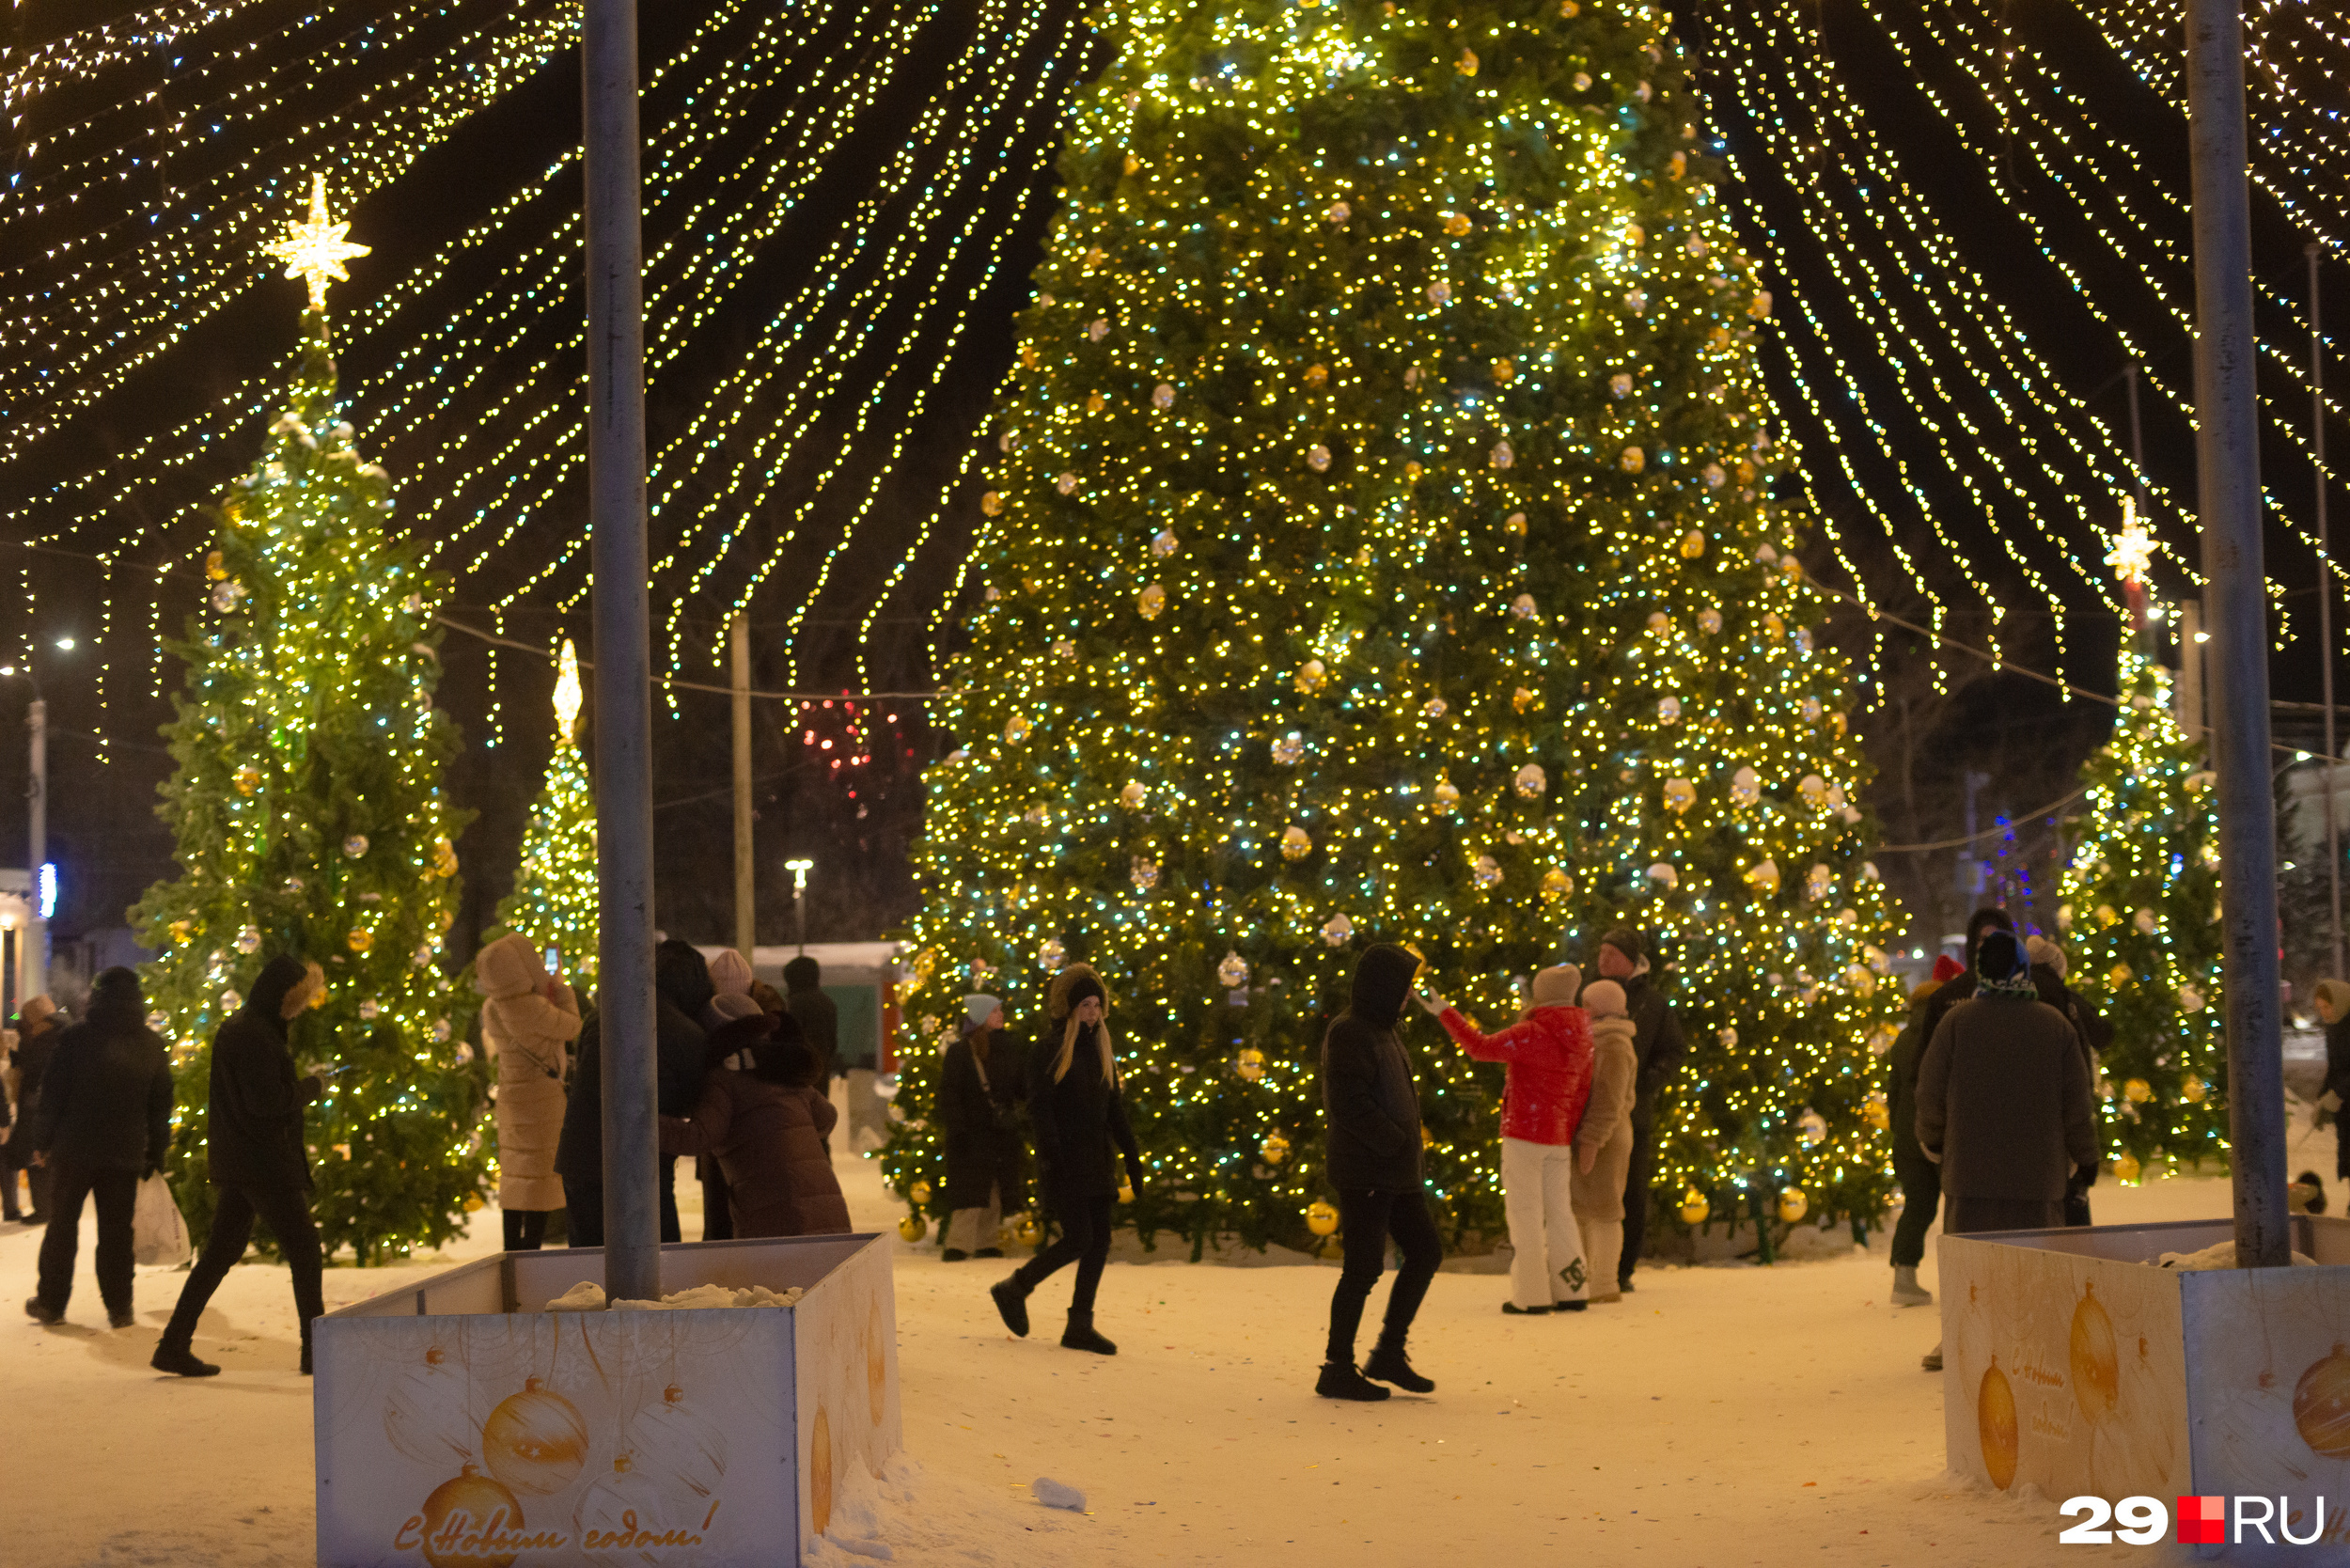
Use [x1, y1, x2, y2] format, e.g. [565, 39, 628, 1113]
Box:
[8, 1109, 2340, 1567]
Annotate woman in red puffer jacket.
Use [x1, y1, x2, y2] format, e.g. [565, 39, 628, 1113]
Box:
[1417, 964, 1596, 1314]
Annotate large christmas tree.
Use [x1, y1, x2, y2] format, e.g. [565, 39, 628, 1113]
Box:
[883, 0, 1905, 1250]
[482, 638, 600, 998]
[135, 178, 486, 1263]
[2054, 645, 2223, 1178]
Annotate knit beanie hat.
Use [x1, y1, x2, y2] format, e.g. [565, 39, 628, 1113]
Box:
[1581, 979, 1628, 1019]
[964, 994, 1001, 1028]
[707, 948, 756, 997]
[1931, 954, 1966, 984]
[1530, 964, 1582, 1008]
[1598, 927, 1644, 967]
[710, 991, 765, 1024]
[2024, 934, 2068, 979]
[2315, 978, 2350, 1023]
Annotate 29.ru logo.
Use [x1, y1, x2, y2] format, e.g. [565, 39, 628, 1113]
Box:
[2060, 1496, 2335, 1546]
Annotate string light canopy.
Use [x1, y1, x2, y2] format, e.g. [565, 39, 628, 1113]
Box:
[7, 0, 2338, 738]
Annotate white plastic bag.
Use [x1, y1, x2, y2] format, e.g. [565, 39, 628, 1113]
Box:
[133, 1173, 193, 1267]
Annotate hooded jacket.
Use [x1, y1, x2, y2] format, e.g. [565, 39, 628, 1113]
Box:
[939, 1019, 1026, 1213]
[1437, 1000, 1594, 1146]
[204, 955, 321, 1189]
[781, 956, 841, 1083]
[660, 1038, 849, 1238]
[1321, 944, 1425, 1192]
[556, 946, 713, 1188]
[1572, 1011, 1640, 1219]
[30, 970, 173, 1173]
[7, 1001, 61, 1170]
[475, 933, 580, 1211]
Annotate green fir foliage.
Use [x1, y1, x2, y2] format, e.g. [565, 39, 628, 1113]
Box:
[2055, 651, 2225, 1175]
[134, 313, 487, 1264]
[485, 656, 600, 998]
[882, 0, 1905, 1250]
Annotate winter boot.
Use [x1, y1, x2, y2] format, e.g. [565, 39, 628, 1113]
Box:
[941, 1248, 970, 1262]
[24, 1296, 61, 1325]
[990, 1275, 1032, 1338]
[1060, 1309, 1118, 1356]
[975, 1247, 1005, 1259]
[151, 1340, 221, 1378]
[1316, 1360, 1391, 1401]
[1500, 1301, 1549, 1315]
[1891, 1265, 1933, 1308]
[300, 1321, 315, 1375]
[1920, 1342, 1944, 1373]
[1553, 1300, 1589, 1313]
[1363, 1338, 1434, 1393]
[108, 1308, 137, 1330]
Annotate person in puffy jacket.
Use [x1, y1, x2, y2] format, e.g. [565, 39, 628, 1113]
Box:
[1422, 964, 1594, 1314]
[990, 964, 1143, 1356]
[1316, 943, 1440, 1403]
[1571, 980, 1639, 1305]
[474, 934, 581, 1252]
[938, 995, 1025, 1261]
[154, 954, 330, 1377]
[24, 967, 172, 1328]
[660, 1003, 849, 1237]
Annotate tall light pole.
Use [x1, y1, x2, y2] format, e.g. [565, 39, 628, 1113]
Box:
[730, 614, 755, 966]
[0, 662, 49, 1011]
[2311, 243, 2342, 980]
[583, 0, 660, 1302]
[2186, 0, 2289, 1269]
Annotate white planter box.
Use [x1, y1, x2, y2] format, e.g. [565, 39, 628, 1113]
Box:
[312, 1233, 901, 1566]
[1939, 1215, 2350, 1532]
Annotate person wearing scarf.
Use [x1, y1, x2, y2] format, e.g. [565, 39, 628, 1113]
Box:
[1912, 930, 2097, 1372]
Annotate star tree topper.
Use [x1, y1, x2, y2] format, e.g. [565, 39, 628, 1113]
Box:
[265, 172, 370, 310]
[2104, 497, 2157, 588]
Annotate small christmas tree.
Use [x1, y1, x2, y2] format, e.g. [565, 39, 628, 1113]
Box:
[135, 177, 486, 1262]
[2054, 647, 2224, 1178]
[485, 639, 600, 997]
[881, 0, 1906, 1250]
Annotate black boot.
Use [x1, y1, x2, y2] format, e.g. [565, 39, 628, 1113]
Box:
[299, 1322, 314, 1376]
[108, 1307, 137, 1329]
[990, 1275, 1031, 1337]
[152, 1339, 221, 1377]
[1316, 1360, 1391, 1401]
[24, 1295, 61, 1325]
[1060, 1309, 1117, 1355]
[1363, 1337, 1434, 1393]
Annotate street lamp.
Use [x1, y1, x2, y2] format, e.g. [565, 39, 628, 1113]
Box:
[0, 663, 47, 1011]
[784, 858, 814, 956]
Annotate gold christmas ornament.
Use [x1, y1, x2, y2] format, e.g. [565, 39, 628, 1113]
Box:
[1512, 686, 1540, 713]
[1432, 780, 1461, 813]
[1679, 530, 1706, 559]
[1280, 825, 1313, 861]
[348, 928, 374, 954]
[1442, 212, 1473, 237]
[1130, 856, 1160, 891]
[910, 1180, 932, 1206]
[1295, 659, 1328, 694]
[1304, 363, 1330, 388]
[1505, 510, 1528, 537]
[1863, 1092, 1889, 1130]
[2070, 1283, 2119, 1428]
[1217, 950, 1250, 988]
[1012, 1214, 1042, 1247]
[2123, 1077, 2153, 1105]
[2292, 1344, 2350, 1459]
[1236, 1047, 1267, 1082]
[1678, 1190, 1710, 1226]
[234, 764, 262, 795]
[2181, 1074, 2207, 1104]
[899, 1213, 927, 1243]
[1776, 1186, 1809, 1223]
[481, 1377, 588, 1498]
[1137, 584, 1167, 619]
[1979, 1358, 2019, 1491]
[2107, 963, 2133, 988]
[1306, 1200, 1340, 1237]
[1003, 714, 1031, 744]
[2112, 1152, 2142, 1184]
[1541, 868, 1574, 898]
[1621, 446, 1646, 473]
[1261, 1133, 1291, 1165]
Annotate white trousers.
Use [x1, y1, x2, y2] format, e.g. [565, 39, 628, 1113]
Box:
[1501, 1137, 1589, 1308]
[944, 1185, 1002, 1253]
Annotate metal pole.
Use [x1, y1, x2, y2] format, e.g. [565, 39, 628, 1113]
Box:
[583, 0, 660, 1302]
[2186, 0, 2289, 1270]
[730, 613, 755, 965]
[2124, 362, 2149, 512]
[26, 696, 44, 1004]
[2312, 243, 2343, 980]
[2177, 601, 2205, 737]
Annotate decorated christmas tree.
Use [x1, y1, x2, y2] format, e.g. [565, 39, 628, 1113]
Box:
[2053, 643, 2223, 1179]
[883, 0, 1905, 1250]
[483, 638, 600, 997]
[134, 177, 486, 1262]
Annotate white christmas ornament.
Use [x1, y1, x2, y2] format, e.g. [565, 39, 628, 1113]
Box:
[1647, 862, 1679, 889]
[1657, 696, 1682, 724]
[1038, 937, 1066, 971]
[1730, 766, 1761, 807]
[1472, 855, 1504, 888]
[1322, 914, 1354, 947]
[1513, 763, 1547, 798]
[1217, 950, 1250, 988]
[1273, 732, 1305, 765]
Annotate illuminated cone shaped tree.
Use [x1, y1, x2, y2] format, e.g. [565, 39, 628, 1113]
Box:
[884, 0, 1905, 1248]
[2053, 649, 2223, 1177]
[485, 639, 601, 996]
[135, 294, 485, 1264]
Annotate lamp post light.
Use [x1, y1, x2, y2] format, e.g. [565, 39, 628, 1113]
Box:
[785, 858, 814, 956]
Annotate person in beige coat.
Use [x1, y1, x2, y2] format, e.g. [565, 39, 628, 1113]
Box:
[1572, 980, 1639, 1304]
[474, 934, 581, 1250]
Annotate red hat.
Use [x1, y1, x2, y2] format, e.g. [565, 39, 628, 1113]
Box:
[1931, 954, 1966, 984]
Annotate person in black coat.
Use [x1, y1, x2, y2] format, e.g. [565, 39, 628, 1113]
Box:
[2025, 935, 2108, 1228]
[939, 995, 1025, 1261]
[783, 955, 841, 1089]
[154, 954, 330, 1376]
[1591, 927, 1686, 1293]
[7, 995, 63, 1223]
[989, 964, 1141, 1356]
[23, 968, 172, 1328]
[555, 940, 712, 1247]
[1317, 942, 1441, 1403]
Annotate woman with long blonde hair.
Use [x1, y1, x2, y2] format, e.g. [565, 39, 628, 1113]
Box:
[989, 964, 1142, 1355]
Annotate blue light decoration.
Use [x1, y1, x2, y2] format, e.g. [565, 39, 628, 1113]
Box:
[38, 862, 56, 920]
